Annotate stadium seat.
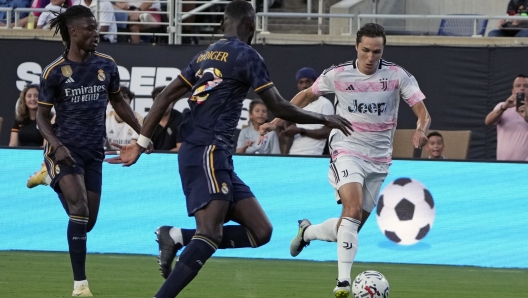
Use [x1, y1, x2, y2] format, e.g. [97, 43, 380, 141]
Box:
[437, 15, 488, 36]
[393, 129, 472, 160]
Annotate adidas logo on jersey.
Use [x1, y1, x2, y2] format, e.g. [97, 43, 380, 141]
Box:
[345, 84, 355, 91]
[347, 100, 387, 116]
[65, 77, 75, 83]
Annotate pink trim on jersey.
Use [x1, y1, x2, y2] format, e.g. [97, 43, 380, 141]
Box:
[331, 148, 392, 164]
[334, 66, 346, 73]
[389, 65, 400, 71]
[405, 90, 426, 106]
[312, 76, 322, 96]
[351, 119, 397, 132]
[335, 80, 399, 93]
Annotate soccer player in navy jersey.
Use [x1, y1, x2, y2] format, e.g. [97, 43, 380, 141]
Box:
[106, 1, 351, 297]
[36, 6, 143, 297]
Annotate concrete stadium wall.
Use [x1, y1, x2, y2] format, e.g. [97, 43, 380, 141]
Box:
[330, 0, 507, 36]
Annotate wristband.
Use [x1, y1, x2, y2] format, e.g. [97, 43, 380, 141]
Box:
[137, 134, 151, 149]
[299, 128, 307, 135]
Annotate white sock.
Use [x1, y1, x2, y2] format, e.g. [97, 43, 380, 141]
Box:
[74, 280, 88, 289]
[169, 227, 183, 245]
[337, 217, 360, 282]
[43, 175, 51, 185]
[303, 218, 338, 242]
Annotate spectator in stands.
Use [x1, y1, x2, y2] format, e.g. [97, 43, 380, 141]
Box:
[236, 99, 280, 154]
[485, 74, 528, 161]
[16, 0, 74, 28]
[488, 0, 528, 37]
[36, 0, 66, 29]
[148, 85, 183, 151]
[0, 0, 31, 26]
[279, 67, 334, 155]
[114, 0, 161, 43]
[9, 84, 49, 147]
[425, 131, 446, 159]
[77, 0, 117, 42]
[106, 86, 143, 150]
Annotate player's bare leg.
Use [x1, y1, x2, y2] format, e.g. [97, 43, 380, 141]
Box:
[59, 174, 93, 297]
[154, 200, 229, 298]
[333, 182, 363, 298]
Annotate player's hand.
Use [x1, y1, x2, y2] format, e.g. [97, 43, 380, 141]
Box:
[104, 143, 144, 166]
[323, 115, 353, 136]
[280, 124, 301, 137]
[55, 145, 75, 167]
[258, 122, 277, 144]
[413, 130, 427, 149]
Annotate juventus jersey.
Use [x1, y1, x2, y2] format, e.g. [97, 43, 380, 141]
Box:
[312, 59, 425, 164]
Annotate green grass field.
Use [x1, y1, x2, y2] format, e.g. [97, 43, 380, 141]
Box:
[0, 251, 526, 297]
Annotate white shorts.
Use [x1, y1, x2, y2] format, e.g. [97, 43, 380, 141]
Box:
[328, 155, 389, 213]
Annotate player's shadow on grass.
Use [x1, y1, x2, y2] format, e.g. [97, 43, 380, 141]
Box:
[377, 240, 431, 250]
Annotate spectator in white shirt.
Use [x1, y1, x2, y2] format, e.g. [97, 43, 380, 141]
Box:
[76, 0, 117, 42]
[279, 67, 335, 155]
[36, 0, 66, 29]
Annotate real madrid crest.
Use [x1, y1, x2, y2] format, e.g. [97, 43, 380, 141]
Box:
[55, 164, 60, 175]
[97, 69, 106, 81]
[221, 182, 229, 194]
[61, 65, 73, 77]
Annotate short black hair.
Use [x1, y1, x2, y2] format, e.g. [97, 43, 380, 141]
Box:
[120, 86, 135, 100]
[152, 86, 166, 100]
[49, 6, 94, 52]
[427, 131, 443, 140]
[224, 0, 255, 21]
[516, 74, 528, 79]
[356, 23, 386, 45]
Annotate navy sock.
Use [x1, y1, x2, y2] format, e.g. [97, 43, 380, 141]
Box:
[181, 226, 256, 248]
[181, 229, 194, 245]
[154, 235, 217, 298]
[219, 225, 256, 248]
[67, 216, 88, 281]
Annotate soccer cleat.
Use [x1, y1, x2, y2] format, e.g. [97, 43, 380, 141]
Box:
[72, 284, 93, 297]
[333, 280, 351, 298]
[155, 226, 182, 279]
[26, 163, 49, 188]
[289, 219, 311, 257]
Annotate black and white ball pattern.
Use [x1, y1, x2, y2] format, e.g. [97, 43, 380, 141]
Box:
[376, 178, 435, 245]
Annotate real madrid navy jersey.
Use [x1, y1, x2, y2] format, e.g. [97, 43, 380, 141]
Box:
[38, 52, 121, 149]
[178, 36, 275, 152]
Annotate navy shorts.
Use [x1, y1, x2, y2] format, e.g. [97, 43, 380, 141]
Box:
[43, 143, 104, 194]
[178, 142, 255, 216]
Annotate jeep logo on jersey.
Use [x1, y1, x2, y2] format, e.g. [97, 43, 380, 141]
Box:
[348, 100, 387, 116]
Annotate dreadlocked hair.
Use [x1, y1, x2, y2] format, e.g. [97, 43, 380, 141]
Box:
[49, 5, 94, 52]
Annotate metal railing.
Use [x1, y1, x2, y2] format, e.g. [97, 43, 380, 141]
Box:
[257, 12, 355, 35]
[3, 1, 528, 43]
[0, 7, 12, 29]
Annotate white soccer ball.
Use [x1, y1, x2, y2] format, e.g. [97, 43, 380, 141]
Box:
[352, 270, 390, 298]
[376, 177, 435, 245]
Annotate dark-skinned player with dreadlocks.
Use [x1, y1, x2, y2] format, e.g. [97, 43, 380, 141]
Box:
[36, 6, 144, 297]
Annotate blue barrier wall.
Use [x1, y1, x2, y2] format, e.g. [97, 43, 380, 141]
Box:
[0, 149, 526, 268]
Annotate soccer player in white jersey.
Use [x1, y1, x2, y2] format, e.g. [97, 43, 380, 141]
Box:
[261, 23, 431, 298]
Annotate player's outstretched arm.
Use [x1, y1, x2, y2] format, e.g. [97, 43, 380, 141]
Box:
[105, 77, 189, 166]
[110, 92, 142, 135]
[258, 87, 352, 136]
[411, 101, 431, 149]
